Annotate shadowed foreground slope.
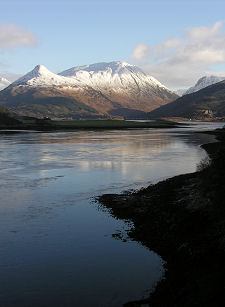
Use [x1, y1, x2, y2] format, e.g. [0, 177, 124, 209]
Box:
[99, 128, 225, 306]
[0, 118, 180, 130]
[148, 80, 225, 120]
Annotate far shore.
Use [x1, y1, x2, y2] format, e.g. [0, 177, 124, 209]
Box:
[0, 118, 182, 131]
[98, 126, 225, 306]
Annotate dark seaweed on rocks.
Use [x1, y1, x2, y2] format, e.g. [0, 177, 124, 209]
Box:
[98, 127, 225, 307]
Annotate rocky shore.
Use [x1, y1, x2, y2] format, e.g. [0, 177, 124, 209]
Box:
[98, 127, 225, 306]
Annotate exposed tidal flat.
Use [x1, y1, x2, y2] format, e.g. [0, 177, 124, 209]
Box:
[0, 122, 223, 306]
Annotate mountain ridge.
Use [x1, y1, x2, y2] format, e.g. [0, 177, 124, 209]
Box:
[0, 61, 178, 119]
[148, 79, 225, 120]
[59, 61, 173, 94]
[184, 75, 225, 95]
[9, 64, 82, 88]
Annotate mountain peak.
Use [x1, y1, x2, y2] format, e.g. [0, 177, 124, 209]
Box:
[10, 64, 53, 86]
[106, 61, 134, 68]
[58, 60, 173, 93]
[32, 64, 49, 75]
[115, 61, 131, 66]
[58, 61, 140, 77]
[185, 75, 225, 95]
[9, 64, 78, 88]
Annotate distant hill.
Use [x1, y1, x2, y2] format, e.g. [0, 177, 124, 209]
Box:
[148, 80, 225, 120]
[0, 62, 178, 119]
[184, 75, 225, 95]
[175, 89, 187, 96]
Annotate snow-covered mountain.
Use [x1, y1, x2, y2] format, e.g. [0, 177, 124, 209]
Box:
[59, 61, 172, 93]
[0, 62, 178, 119]
[0, 77, 10, 91]
[9, 64, 81, 88]
[10, 61, 175, 95]
[184, 75, 225, 95]
[175, 89, 187, 96]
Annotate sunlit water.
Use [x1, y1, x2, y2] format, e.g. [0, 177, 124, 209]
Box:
[0, 122, 223, 306]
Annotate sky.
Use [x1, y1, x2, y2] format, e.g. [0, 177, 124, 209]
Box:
[0, 0, 225, 89]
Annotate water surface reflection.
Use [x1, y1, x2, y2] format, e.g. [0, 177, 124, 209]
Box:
[0, 122, 223, 306]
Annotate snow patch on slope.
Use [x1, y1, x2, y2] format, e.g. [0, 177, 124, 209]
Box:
[175, 88, 187, 96]
[5, 62, 176, 99]
[185, 75, 225, 95]
[59, 61, 173, 93]
[8, 64, 82, 88]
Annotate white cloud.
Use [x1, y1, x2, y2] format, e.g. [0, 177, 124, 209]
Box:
[0, 24, 37, 50]
[185, 21, 222, 41]
[131, 43, 150, 60]
[131, 21, 225, 89]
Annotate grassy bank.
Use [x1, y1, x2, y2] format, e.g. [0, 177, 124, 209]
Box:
[98, 127, 225, 306]
[0, 118, 181, 130]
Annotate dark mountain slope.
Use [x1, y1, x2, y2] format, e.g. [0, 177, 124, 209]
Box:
[148, 80, 225, 119]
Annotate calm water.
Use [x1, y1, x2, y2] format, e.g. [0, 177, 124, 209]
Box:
[0, 122, 223, 306]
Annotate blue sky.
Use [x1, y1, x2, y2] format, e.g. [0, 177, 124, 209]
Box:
[0, 0, 225, 88]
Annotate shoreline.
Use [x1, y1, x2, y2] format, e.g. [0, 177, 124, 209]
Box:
[0, 119, 181, 131]
[98, 127, 225, 306]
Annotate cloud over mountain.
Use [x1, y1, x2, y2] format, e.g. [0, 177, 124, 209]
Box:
[131, 21, 225, 88]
